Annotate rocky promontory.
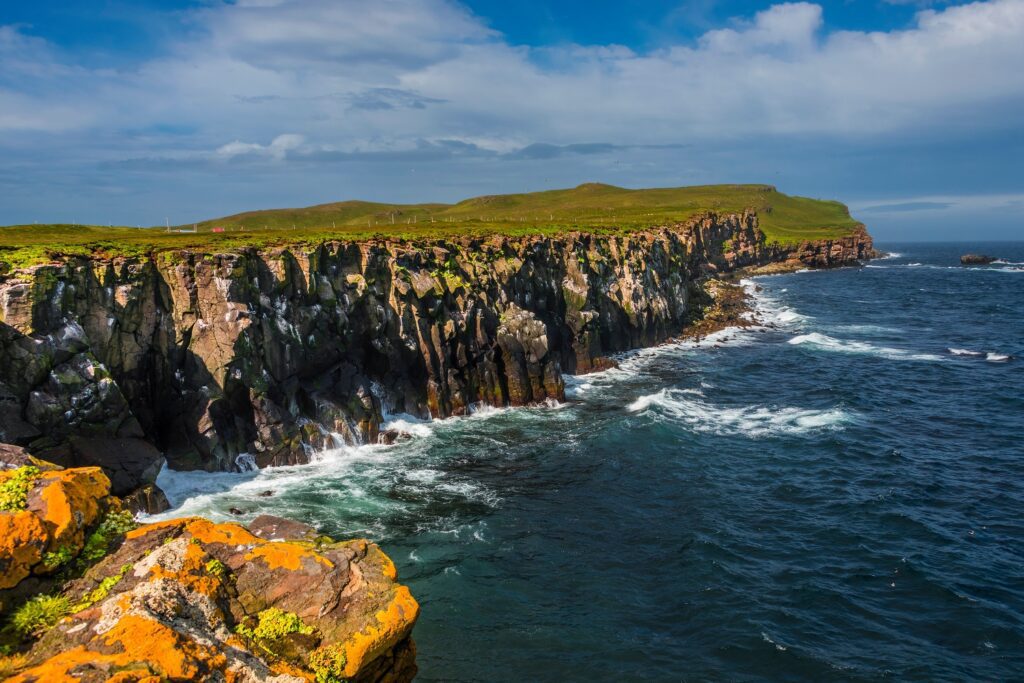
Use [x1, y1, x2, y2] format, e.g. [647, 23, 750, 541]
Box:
[0, 212, 876, 506]
[0, 457, 418, 682]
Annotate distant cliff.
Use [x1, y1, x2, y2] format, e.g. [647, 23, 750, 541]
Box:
[0, 212, 875, 505]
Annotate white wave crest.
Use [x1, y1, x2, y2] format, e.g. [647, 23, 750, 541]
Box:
[626, 388, 852, 436]
[381, 413, 436, 438]
[788, 332, 944, 362]
[986, 353, 1012, 362]
[947, 347, 985, 357]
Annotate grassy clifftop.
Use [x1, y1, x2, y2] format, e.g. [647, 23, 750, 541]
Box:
[0, 183, 861, 270]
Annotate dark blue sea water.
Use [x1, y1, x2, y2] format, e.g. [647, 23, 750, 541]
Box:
[154, 242, 1024, 681]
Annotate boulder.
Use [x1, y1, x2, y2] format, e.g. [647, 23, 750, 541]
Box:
[63, 436, 165, 498]
[0, 466, 112, 591]
[961, 254, 997, 265]
[9, 516, 419, 683]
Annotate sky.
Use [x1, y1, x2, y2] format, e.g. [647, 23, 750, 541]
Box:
[1, 0, 1023, 241]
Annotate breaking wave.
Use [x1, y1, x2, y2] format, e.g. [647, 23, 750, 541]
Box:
[788, 332, 945, 362]
[626, 388, 852, 437]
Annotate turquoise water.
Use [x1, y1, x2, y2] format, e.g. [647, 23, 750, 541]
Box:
[153, 243, 1024, 681]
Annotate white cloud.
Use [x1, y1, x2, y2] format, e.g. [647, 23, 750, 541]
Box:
[216, 133, 306, 160]
[0, 0, 1023, 167]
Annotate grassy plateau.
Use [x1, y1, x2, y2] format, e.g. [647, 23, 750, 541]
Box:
[0, 184, 861, 271]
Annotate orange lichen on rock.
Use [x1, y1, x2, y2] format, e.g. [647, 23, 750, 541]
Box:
[321, 585, 420, 679]
[124, 516, 257, 547]
[10, 512, 418, 683]
[0, 466, 113, 595]
[4, 646, 153, 683]
[32, 467, 110, 551]
[143, 538, 224, 598]
[0, 510, 48, 589]
[102, 615, 228, 680]
[245, 539, 333, 572]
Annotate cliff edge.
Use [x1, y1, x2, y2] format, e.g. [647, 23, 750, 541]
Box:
[0, 211, 875, 506]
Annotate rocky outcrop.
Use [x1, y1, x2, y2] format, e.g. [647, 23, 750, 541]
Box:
[0, 465, 111, 597]
[0, 213, 875, 488]
[0, 465, 419, 682]
[960, 253, 997, 265]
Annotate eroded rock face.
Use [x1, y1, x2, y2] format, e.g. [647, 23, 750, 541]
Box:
[9, 516, 418, 683]
[0, 214, 876, 478]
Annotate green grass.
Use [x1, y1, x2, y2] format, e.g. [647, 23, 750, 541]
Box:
[9, 595, 71, 638]
[0, 184, 861, 270]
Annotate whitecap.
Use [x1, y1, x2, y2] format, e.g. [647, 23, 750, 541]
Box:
[761, 632, 788, 652]
[986, 352, 1012, 362]
[626, 388, 851, 437]
[947, 348, 985, 357]
[788, 332, 944, 362]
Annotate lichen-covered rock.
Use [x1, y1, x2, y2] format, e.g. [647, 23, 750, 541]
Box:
[7, 516, 418, 683]
[0, 466, 111, 591]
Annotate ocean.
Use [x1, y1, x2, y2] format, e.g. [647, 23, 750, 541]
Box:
[151, 242, 1024, 681]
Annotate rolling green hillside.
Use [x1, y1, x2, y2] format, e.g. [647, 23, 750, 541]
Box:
[0, 184, 861, 270]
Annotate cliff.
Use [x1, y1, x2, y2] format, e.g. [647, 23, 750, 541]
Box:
[0, 212, 876, 505]
[0, 457, 418, 682]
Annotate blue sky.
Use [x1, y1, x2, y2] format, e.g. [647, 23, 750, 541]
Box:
[1, 0, 1023, 240]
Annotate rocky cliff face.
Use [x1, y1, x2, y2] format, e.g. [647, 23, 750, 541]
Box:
[0, 213, 875, 499]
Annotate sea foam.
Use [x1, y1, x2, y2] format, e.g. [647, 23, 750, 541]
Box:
[626, 388, 852, 437]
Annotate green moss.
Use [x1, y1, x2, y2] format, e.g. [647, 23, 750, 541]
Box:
[309, 644, 349, 683]
[0, 466, 40, 512]
[235, 607, 315, 656]
[78, 509, 138, 566]
[204, 558, 227, 578]
[73, 563, 132, 611]
[42, 546, 75, 572]
[10, 595, 71, 638]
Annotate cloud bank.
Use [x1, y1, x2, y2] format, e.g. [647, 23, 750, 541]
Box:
[0, 0, 1022, 235]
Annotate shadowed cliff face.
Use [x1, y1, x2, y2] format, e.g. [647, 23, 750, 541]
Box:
[0, 213, 875, 486]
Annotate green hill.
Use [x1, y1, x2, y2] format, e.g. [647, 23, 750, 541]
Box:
[0, 184, 861, 270]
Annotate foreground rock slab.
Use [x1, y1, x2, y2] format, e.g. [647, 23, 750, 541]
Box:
[0, 466, 419, 683]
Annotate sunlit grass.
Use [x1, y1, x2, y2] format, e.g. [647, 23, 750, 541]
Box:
[0, 184, 861, 270]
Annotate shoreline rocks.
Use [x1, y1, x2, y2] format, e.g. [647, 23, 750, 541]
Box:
[0, 464, 419, 682]
[0, 214, 876, 492]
